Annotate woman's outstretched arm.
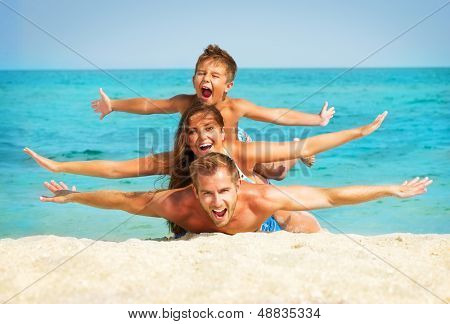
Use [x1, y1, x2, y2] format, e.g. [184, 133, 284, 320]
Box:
[239, 111, 387, 167]
[24, 147, 172, 178]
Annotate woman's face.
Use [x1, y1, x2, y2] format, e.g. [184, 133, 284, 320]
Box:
[187, 112, 225, 157]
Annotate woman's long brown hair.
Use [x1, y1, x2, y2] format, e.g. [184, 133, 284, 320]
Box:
[167, 102, 225, 236]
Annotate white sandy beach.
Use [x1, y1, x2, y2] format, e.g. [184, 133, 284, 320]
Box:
[0, 232, 448, 304]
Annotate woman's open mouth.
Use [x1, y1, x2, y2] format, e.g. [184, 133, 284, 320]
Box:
[199, 143, 213, 152]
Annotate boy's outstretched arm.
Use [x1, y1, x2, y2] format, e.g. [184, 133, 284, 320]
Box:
[39, 180, 169, 217]
[237, 99, 335, 126]
[91, 88, 192, 119]
[268, 177, 432, 212]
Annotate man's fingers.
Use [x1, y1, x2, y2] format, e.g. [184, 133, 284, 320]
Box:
[60, 181, 68, 190]
[50, 180, 64, 191]
[417, 177, 429, 185]
[417, 178, 433, 189]
[39, 196, 55, 202]
[72, 185, 77, 191]
[321, 101, 328, 113]
[409, 177, 420, 186]
[44, 181, 58, 192]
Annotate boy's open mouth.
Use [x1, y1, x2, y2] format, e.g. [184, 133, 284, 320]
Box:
[201, 86, 212, 98]
[212, 208, 227, 218]
[199, 143, 212, 152]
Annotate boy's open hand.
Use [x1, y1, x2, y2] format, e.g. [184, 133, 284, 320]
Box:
[40, 180, 77, 203]
[24, 147, 60, 172]
[319, 101, 335, 126]
[91, 88, 112, 120]
[360, 111, 388, 136]
[394, 177, 432, 198]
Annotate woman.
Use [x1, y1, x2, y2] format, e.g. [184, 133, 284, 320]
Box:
[24, 104, 387, 234]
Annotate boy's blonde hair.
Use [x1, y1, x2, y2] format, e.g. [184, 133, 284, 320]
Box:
[195, 44, 237, 82]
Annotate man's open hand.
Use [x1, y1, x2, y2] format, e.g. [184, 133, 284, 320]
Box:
[40, 180, 77, 203]
[394, 177, 433, 198]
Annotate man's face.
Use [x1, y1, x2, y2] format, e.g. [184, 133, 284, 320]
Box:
[193, 59, 234, 105]
[194, 168, 240, 227]
[187, 113, 225, 157]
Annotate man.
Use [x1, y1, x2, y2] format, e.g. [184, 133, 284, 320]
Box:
[40, 153, 432, 235]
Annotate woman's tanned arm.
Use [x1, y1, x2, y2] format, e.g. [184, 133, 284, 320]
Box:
[24, 148, 172, 178]
[241, 112, 387, 166]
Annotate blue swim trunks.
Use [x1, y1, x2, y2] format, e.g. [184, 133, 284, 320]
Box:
[260, 216, 282, 232]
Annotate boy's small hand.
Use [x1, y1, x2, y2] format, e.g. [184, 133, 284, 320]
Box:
[40, 180, 77, 203]
[319, 101, 335, 126]
[91, 88, 112, 120]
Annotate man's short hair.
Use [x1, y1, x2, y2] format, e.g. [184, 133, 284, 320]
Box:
[190, 152, 240, 189]
[195, 44, 237, 82]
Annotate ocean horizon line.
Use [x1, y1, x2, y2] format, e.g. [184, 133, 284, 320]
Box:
[1, 66, 449, 72]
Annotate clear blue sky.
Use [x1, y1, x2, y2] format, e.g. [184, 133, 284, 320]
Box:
[1, 0, 449, 69]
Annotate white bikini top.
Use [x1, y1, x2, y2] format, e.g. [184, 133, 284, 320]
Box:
[222, 147, 256, 184]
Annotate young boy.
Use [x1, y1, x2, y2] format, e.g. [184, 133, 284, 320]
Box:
[91, 44, 335, 179]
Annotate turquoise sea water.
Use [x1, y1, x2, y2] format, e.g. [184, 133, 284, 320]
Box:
[0, 68, 449, 241]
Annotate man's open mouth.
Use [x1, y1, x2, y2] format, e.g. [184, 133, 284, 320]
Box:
[199, 143, 212, 152]
[212, 208, 227, 218]
[201, 86, 212, 98]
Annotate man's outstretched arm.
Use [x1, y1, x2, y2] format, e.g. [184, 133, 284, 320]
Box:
[40, 180, 165, 216]
[267, 177, 432, 212]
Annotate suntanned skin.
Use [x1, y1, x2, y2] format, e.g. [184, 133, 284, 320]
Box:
[91, 60, 335, 132]
[25, 111, 387, 233]
[91, 59, 336, 178]
[24, 111, 387, 181]
[40, 170, 432, 235]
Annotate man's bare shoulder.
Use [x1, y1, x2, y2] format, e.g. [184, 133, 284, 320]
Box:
[157, 185, 198, 220]
[240, 182, 273, 205]
[238, 183, 278, 223]
[172, 94, 196, 113]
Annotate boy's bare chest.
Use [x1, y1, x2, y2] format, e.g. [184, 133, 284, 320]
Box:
[217, 106, 240, 128]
